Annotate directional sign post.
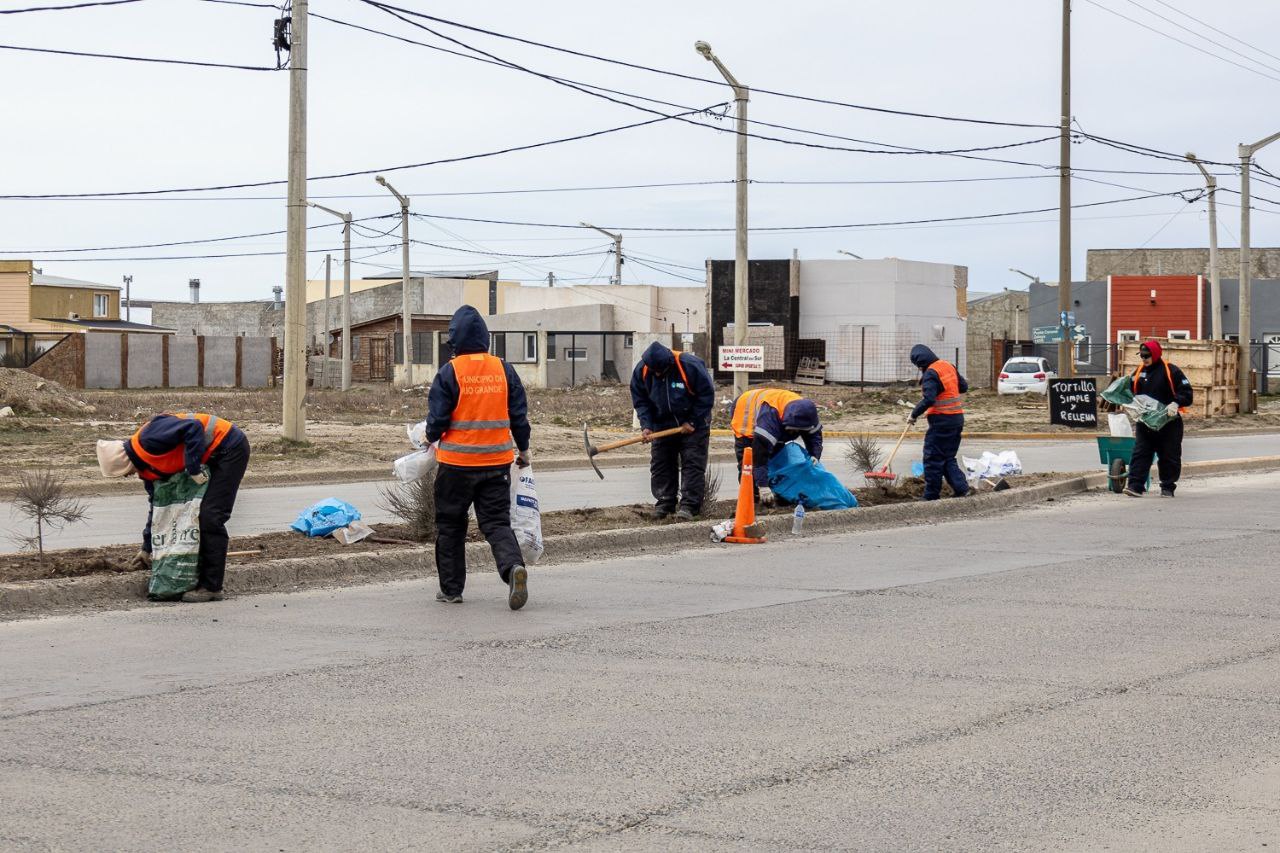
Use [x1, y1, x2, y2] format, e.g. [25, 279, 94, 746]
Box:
[1033, 325, 1063, 345]
[718, 346, 765, 373]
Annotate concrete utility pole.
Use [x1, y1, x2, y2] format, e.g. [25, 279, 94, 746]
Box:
[307, 200, 353, 390]
[282, 0, 309, 441]
[122, 275, 132, 321]
[376, 175, 412, 386]
[546, 271, 556, 288]
[696, 40, 750, 397]
[580, 222, 623, 284]
[1185, 152, 1221, 340]
[1058, 0, 1074, 379]
[322, 254, 332, 389]
[1237, 129, 1280, 413]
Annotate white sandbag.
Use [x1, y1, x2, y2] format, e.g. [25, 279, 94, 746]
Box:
[963, 450, 1023, 480]
[407, 420, 429, 450]
[393, 445, 437, 483]
[1108, 413, 1133, 437]
[509, 462, 544, 565]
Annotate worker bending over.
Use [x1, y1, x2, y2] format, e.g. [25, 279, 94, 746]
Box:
[908, 344, 970, 501]
[730, 388, 823, 497]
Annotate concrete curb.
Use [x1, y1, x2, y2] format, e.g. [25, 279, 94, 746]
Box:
[4, 455, 1278, 620]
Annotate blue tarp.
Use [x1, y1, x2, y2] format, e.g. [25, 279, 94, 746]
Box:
[291, 498, 362, 538]
[767, 443, 859, 510]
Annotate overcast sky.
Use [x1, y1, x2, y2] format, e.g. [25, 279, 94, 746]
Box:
[3, 0, 1280, 303]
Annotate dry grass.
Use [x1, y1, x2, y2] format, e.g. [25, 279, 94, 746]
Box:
[378, 465, 438, 542]
[13, 468, 88, 558]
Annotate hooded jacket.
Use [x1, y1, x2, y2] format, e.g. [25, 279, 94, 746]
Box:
[1132, 339, 1194, 409]
[910, 344, 968, 420]
[425, 306, 531, 453]
[629, 342, 715, 431]
[751, 397, 822, 486]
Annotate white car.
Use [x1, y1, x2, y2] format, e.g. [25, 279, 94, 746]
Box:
[997, 357, 1054, 395]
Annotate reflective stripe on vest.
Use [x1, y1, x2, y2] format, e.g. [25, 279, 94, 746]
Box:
[730, 388, 802, 439]
[925, 360, 964, 416]
[437, 353, 515, 467]
[130, 412, 232, 481]
[641, 351, 690, 387]
[1131, 360, 1185, 414]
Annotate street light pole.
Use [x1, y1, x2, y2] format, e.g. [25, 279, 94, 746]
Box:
[307, 201, 353, 390]
[122, 275, 132, 322]
[1185, 152, 1221, 340]
[696, 40, 750, 398]
[1237, 130, 1280, 412]
[580, 222, 623, 285]
[282, 0, 309, 441]
[376, 175, 412, 387]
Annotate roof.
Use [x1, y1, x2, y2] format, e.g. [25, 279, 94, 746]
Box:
[340, 312, 454, 333]
[363, 270, 498, 281]
[36, 317, 174, 333]
[33, 273, 121, 291]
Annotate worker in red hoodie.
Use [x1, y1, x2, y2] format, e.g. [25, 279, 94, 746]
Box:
[1124, 339, 1193, 497]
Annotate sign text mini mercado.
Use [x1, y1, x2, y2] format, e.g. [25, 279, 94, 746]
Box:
[718, 346, 765, 372]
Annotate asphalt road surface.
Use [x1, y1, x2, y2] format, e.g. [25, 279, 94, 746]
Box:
[5, 431, 1280, 553]
[2, 472, 1278, 850]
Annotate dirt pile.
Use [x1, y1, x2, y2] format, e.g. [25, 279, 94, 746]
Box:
[0, 368, 94, 416]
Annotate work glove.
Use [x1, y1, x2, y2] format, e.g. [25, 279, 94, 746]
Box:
[907, 414, 917, 427]
[1165, 402, 1179, 418]
[129, 549, 152, 571]
[516, 449, 530, 468]
[190, 471, 209, 485]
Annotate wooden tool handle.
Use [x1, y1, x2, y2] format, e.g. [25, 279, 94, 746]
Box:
[596, 425, 688, 454]
[880, 420, 913, 472]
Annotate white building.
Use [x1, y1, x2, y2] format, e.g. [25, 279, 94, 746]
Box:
[798, 258, 967, 383]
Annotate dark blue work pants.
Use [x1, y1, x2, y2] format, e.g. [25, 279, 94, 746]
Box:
[922, 414, 969, 500]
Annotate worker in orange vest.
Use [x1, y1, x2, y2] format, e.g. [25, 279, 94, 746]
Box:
[908, 344, 970, 501]
[94, 412, 251, 601]
[425, 305, 531, 610]
[730, 387, 823, 498]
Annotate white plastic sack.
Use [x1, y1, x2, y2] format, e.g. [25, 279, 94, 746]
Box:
[509, 462, 544, 565]
[407, 420, 429, 450]
[393, 445, 437, 483]
[962, 450, 1023, 481]
[1108, 413, 1133, 438]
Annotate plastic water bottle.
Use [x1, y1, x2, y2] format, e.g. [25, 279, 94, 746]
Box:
[791, 504, 805, 535]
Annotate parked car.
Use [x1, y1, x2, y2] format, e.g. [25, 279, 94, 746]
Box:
[997, 357, 1054, 395]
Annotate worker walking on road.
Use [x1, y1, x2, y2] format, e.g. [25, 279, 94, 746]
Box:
[730, 388, 823, 498]
[909, 344, 970, 501]
[1124, 339, 1193, 498]
[95, 412, 251, 602]
[629, 341, 715, 520]
[426, 305, 531, 609]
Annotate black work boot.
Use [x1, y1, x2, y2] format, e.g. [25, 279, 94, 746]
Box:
[507, 566, 528, 611]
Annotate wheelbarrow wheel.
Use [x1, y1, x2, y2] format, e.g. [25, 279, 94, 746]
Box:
[1108, 457, 1127, 493]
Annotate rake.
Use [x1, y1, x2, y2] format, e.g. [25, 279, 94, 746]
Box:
[864, 419, 912, 486]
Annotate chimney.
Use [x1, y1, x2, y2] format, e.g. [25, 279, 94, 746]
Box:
[272, 285, 283, 306]
[189, 278, 201, 304]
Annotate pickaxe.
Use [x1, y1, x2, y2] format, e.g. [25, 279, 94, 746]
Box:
[583, 422, 691, 479]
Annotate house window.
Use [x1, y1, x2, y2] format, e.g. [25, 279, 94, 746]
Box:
[524, 333, 538, 362]
[547, 334, 557, 361]
[1225, 334, 1240, 343]
[93, 293, 109, 318]
[352, 337, 361, 360]
[566, 347, 588, 361]
[1074, 335, 1092, 364]
[490, 335, 507, 360]
[623, 333, 634, 349]
[394, 332, 432, 364]
[1117, 330, 1140, 343]
[1167, 330, 1191, 340]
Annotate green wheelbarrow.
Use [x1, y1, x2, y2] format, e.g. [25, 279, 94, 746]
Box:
[1096, 435, 1153, 493]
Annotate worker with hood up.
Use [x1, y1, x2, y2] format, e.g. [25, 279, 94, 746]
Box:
[909, 344, 970, 500]
[629, 341, 715, 519]
[426, 305, 532, 609]
[1124, 338, 1193, 497]
[730, 388, 823, 495]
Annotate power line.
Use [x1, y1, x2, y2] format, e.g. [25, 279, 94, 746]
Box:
[1082, 0, 1280, 83]
[1136, 0, 1280, 67]
[358, 0, 1056, 130]
[194, 0, 279, 8]
[625, 257, 703, 283]
[0, 106, 717, 199]
[23, 243, 397, 262]
[1116, 0, 1280, 76]
[0, 43, 281, 71]
[0, 0, 143, 12]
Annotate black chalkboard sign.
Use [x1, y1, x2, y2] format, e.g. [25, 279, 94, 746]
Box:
[1049, 378, 1098, 428]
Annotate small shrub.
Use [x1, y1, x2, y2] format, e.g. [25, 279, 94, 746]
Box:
[14, 468, 87, 560]
[378, 466, 438, 542]
[846, 433, 885, 474]
[705, 463, 725, 501]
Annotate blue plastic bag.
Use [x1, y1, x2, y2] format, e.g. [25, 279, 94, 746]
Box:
[911, 460, 924, 477]
[767, 443, 858, 510]
[291, 498, 362, 538]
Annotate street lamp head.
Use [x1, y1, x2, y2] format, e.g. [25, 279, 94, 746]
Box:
[375, 175, 387, 187]
[694, 40, 713, 59]
[1185, 151, 1198, 162]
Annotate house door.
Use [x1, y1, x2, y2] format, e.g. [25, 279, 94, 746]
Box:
[369, 337, 390, 382]
[1265, 334, 1280, 377]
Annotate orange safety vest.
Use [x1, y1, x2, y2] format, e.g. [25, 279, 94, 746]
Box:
[130, 412, 233, 481]
[925, 360, 964, 416]
[641, 350, 690, 386]
[731, 388, 803, 439]
[1131, 360, 1185, 414]
[437, 353, 515, 467]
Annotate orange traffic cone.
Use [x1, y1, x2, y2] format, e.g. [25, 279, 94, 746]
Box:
[725, 447, 767, 544]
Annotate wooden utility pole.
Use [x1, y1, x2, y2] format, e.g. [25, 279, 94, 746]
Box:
[1058, 0, 1073, 379]
[282, 0, 308, 440]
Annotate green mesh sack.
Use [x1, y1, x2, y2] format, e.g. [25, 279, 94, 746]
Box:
[1100, 376, 1134, 407]
[147, 470, 209, 600]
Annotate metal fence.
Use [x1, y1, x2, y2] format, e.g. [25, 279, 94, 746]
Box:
[767, 326, 964, 386]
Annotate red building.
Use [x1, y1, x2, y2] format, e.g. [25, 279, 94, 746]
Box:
[1107, 275, 1205, 345]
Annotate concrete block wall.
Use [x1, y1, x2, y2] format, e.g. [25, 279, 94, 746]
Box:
[1087, 248, 1280, 281]
[241, 338, 272, 388]
[202, 337, 237, 388]
[125, 334, 163, 388]
[85, 333, 121, 389]
[966, 292, 1029, 388]
[169, 337, 198, 387]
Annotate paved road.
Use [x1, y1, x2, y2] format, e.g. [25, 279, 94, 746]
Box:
[2, 472, 1278, 850]
[5, 431, 1280, 553]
